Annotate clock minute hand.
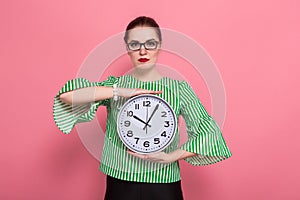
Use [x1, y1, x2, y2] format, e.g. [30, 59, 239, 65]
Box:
[143, 104, 159, 130]
[133, 115, 151, 127]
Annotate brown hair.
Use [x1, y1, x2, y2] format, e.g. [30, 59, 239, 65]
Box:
[124, 16, 162, 42]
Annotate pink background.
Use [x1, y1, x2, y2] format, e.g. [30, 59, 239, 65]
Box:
[1, 0, 299, 199]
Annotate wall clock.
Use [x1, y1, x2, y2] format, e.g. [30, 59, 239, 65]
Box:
[117, 94, 177, 154]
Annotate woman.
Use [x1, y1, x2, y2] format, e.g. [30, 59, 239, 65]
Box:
[53, 16, 232, 200]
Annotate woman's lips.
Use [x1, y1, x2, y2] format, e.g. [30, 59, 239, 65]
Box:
[138, 58, 149, 63]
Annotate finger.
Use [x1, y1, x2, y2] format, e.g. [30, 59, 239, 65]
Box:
[141, 90, 162, 94]
[127, 150, 146, 159]
[127, 150, 137, 155]
[151, 90, 162, 94]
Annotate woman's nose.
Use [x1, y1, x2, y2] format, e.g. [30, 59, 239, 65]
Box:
[139, 46, 147, 55]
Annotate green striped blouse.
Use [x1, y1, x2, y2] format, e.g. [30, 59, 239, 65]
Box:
[53, 75, 232, 183]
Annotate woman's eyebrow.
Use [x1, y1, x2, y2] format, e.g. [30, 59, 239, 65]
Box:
[128, 40, 139, 43]
[128, 39, 157, 43]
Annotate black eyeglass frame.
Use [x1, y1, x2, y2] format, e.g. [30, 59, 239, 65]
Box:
[126, 39, 160, 51]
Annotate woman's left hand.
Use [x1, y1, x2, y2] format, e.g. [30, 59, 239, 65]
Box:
[127, 150, 177, 164]
[127, 149, 197, 164]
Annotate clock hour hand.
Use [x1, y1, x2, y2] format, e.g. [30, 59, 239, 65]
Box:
[143, 104, 159, 130]
[133, 115, 151, 127]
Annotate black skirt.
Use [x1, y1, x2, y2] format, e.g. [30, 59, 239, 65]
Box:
[104, 175, 184, 200]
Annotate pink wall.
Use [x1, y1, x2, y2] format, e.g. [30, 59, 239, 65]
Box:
[1, 0, 299, 199]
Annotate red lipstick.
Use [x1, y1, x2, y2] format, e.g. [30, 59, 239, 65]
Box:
[138, 58, 149, 63]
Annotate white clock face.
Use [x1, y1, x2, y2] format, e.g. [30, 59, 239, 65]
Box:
[117, 94, 177, 154]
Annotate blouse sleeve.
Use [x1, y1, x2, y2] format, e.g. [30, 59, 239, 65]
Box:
[179, 81, 232, 165]
[52, 76, 118, 134]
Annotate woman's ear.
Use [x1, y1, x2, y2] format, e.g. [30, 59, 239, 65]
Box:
[156, 41, 162, 51]
[124, 42, 130, 54]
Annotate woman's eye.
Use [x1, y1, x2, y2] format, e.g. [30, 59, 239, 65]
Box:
[129, 43, 139, 48]
[146, 41, 156, 47]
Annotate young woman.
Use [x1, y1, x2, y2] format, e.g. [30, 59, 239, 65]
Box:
[53, 16, 232, 200]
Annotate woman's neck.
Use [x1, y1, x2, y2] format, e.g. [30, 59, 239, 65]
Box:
[131, 67, 162, 82]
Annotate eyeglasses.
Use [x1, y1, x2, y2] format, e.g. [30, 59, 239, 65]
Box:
[127, 39, 160, 51]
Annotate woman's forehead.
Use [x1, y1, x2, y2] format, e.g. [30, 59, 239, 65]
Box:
[127, 27, 159, 42]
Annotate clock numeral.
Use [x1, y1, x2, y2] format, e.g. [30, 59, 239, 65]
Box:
[143, 141, 150, 147]
[164, 121, 170, 127]
[134, 104, 140, 110]
[134, 137, 140, 144]
[127, 111, 133, 117]
[143, 100, 151, 107]
[161, 131, 167, 137]
[127, 130, 133, 137]
[161, 111, 167, 117]
[154, 138, 160, 144]
[124, 120, 131, 127]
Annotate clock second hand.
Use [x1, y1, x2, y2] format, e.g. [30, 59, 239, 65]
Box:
[145, 106, 149, 134]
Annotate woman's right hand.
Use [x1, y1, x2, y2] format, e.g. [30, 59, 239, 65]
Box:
[59, 86, 162, 106]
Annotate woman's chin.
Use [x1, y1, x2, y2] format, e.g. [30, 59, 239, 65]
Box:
[134, 62, 155, 70]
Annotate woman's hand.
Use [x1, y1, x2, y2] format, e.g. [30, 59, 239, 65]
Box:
[59, 86, 161, 106]
[127, 149, 197, 164]
[127, 150, 176, 164]
[118, 88, 162, 98]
